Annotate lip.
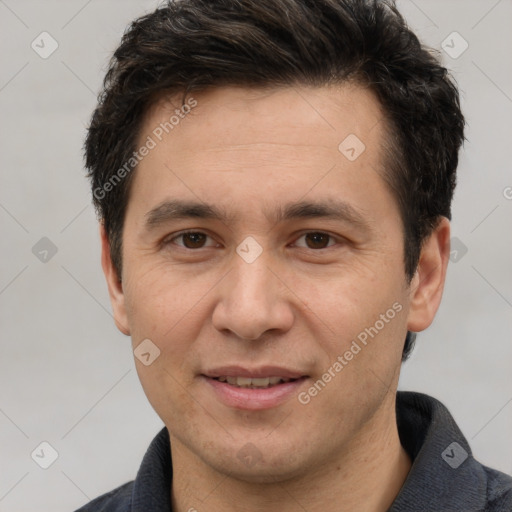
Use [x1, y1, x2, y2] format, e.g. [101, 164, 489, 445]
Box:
[203, 365, 305, 379]
[201, 366, 308, 410]
[202, 375, 308, 410]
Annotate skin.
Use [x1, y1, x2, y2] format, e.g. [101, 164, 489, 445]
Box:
[101, 84, 450, 512]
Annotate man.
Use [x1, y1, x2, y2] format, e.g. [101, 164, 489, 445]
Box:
[77, 0, 512, 510]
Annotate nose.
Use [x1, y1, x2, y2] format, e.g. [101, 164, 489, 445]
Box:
[211, 252, 294, 341]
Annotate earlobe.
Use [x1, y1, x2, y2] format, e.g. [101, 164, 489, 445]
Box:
[406, 217, 451, 333]
[100, 224, 131, 336]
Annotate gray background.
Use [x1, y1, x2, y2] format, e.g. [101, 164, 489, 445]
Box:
[0, 1, 511, 510]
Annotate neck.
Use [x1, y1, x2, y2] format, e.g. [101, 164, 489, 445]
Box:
[170, 397, 411, 512]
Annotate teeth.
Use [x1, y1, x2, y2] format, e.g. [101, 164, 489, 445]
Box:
[216, 376, 294, 388]
[251, 377, 270, 387]
[236, 376, 253, 387]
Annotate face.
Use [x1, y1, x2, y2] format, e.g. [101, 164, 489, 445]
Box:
[102, 84, 448, 482]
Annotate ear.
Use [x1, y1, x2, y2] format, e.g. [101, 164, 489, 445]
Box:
[100, 224, 130, 336]
[407, 217, 451, 333]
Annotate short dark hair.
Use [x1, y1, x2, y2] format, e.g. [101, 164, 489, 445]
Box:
[84, 0, 465, 360]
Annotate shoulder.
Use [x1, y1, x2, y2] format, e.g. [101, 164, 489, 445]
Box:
[73, 481, 133, 512]
[484, 465, 512, 512]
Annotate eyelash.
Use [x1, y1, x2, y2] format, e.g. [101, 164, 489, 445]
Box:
[164, 230, 340, 251]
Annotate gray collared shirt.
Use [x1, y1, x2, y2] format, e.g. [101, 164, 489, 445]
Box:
[75, 391, 512, 511]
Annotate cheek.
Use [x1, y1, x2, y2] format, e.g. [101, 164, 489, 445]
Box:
[124, 266, 210, 416]
[297, 259, 405, 336]
[123, 262, 220, 389]
[134, 360, 203, 431]
[123, 260, 203, 336]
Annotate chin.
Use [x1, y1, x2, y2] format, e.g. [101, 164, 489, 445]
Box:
[197, 436, 310, 484]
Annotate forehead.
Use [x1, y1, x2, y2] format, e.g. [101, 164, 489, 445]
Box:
[129, 84, 393, 222]
[142, 83, 385, 151]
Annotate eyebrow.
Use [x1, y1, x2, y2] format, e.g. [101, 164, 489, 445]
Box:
[144, 198, 372, 231]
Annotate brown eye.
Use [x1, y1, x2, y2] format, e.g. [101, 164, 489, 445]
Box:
[180, 232, 208, 249]
[300, 232, 334, 249]
[167, 231, 216, 249]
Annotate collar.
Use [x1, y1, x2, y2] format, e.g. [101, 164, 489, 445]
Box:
[389, 391, 488, 511]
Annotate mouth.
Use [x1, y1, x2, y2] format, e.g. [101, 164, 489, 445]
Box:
[201, 367, 308, 410]
[211, 376, 299, 389]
